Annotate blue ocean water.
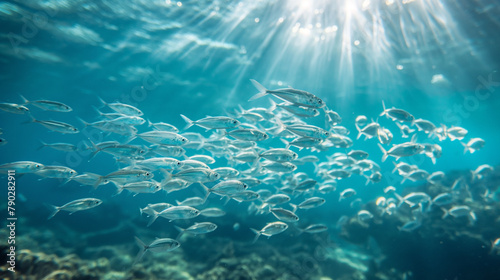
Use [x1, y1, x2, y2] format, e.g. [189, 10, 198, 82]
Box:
[1, 0, 500, 279]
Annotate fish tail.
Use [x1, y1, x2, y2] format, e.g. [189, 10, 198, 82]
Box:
[174, 226, 185, 240]
[133, 236, 148, 265]
[47, 204, 60, 220]
[21, 114, 36, 125]
[290, 203, 298, 213]
[76, 116, 91, 127]
[377, 143, 388, 162]
[394, 193, 404, 208]
[460, 141, 469, 154]
[202, 183, 211, 202]
[93, 176, 103, 189]
[91, 105, 104, 116]
[180, 114, 194, 130]
[36, 140, 47, 151]
[19, 94, 29, 105]
[113, 185, 124, 196]
[250, 228, 261, 244]
[248, 79, 268, 101]
[146, 210, 159, 227]
[440, 207, 449, 219]
[267, 99, 277, 113]
[380, 100, 386, 116]
[97, 96, 107, 109]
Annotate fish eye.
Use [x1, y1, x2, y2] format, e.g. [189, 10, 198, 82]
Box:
[177, 162, 182, 165]
[36, 164, 41, 168]
[146, 172, 150, 176]
[243, 184, 248, 189]
[318, 100, 322, 104]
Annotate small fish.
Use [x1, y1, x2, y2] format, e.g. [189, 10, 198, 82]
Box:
[20, 95, 72, 112]
[471, 164, 493, 181]
[26, 116, 79, 134]
[156, 206, 200, 223]
[230, 190, 260, 203]
[98, 97, 143, 116]
[96, 169, 153, 188]
[250, 221, 288, 243]
[212, 167, 240, 178]
[270, 208, 299, 222]
[377, 127, 393, 145]
[357, 210, 373, 221]
[136, 131, 188, 146]
[412, 118, 436, 133]
[148, 120, 179, 132]
[348, 150, 369, 160]
[188, 155, 215, 165]
[72, 173, 104, 188]
[48, 198, 102, 219]
[37, 141, 77, 152]
[168, 168, 220, 183]
[380, 101, 414, 122]
[398, 220, 421, 232]
[36, 165, 77, 179]
[116, 181, 161, 196]
[264, 194, 291, 205]
[0, 103, 29, 114]
[357, 122, 380, 140]
[461, 138, 485, 154]
[0, 161, 44, 174]
[200, 207, 226, 217]
[204, 180, 248, 200]
[227, 128, 269, 141]
[441, 205, 476, 225]
[140, 203, 173, 217]
[133, 236, 179, 265]
[175, 222, 217, 239]
[261, 161, 297, 173]
[378, 143, 424, 162]
[298, 224, 328, 234]
[249, 79, 325, 108]
[394, 192, 431, 207]
[181, 114, 240, 130]
[176, 197, 206, 206]
[274, 101, 320, 118]
[291, 197, 325, 211]
[259, 148, 298, 162]
[339, 188, 356, 201]
[431, 193, 454, 206]
[161, 178, 191, 193]
[447, 126, 468, 141]
[279, 123, 330, 140]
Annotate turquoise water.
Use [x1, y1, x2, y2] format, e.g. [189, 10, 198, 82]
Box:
[1, 1, 500, 279]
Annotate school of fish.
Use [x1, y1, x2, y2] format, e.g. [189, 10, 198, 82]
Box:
[1, 79, 498, 264]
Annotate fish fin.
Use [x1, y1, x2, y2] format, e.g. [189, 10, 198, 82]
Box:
[174, 226, 185, 240]
[250, 228, 261, 244]
[180, 114, 194, 130]
[36, 140, 47, 151]
[19, 94, 30, 105]
[201, 183, 211, 201]
[97, 96, 107, 109]
[175, 200, 182, 205]
[460, 141, 469, 154]
[377, 143, 388, 162]
[431, 157, 436, 165]
[267, 98, 277, 113]
[394, 193, 404, 208]
[133, 236, 148, 265]
[280, 138, 290, 149]
[47, 204, 60, 220]
[21, 114, 36, 125]
[113, 185, 124, 196]
[93, 176, 103, 189]
[146, 210, 159, 227]
[380, 100, 386, 116]
[248, 79, 268, 101]
[290, 203, 298, 213]
[410, 133, 418, 143]
[441, 207, 449, 219]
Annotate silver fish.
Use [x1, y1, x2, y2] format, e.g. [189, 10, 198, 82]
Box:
[48, 198, 102, 219]
[200, 207, 226, 217]
[133, 237, 179, 265]
[175, 222, 217, 239]
[20, 95, 72, 112]
[0, 161, 44, 174]
[250, 221, 288, 243]
[380, 101, 414, 122]
[181, 114, 240, 130]
[249, 79, 325, 108]
[0, 103, 29, 114]
[270, 208, 299, 222]
[99, 97, 143, 116]
[27, 117, 79, 134]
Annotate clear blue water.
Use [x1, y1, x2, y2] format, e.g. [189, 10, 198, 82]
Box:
[1, 0, 500, 279]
